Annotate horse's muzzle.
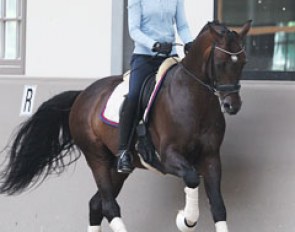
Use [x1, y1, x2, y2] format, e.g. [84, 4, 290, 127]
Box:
[221, 94, 242, 115]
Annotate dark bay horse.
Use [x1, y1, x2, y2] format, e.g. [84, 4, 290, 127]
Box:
[0, 20, 251, 232]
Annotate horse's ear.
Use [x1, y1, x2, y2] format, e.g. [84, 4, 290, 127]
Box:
[239, 20, 252, 39]
[208, 22, 223, 42]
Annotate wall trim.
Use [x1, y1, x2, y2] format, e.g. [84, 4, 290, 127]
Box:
[0, 76, 98, 82]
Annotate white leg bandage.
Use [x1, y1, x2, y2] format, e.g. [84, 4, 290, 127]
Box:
[215, 221, 228, 232]
[110, 217, 128, 232]
[183, 187, 199, 225]
[87, 225, 102, 232]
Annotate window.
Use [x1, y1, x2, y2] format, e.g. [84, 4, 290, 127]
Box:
[0, 0, 26, 75]
[216, 0, 295, 80]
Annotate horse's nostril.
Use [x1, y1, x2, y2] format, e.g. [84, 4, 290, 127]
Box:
[223, 102, 231, 109]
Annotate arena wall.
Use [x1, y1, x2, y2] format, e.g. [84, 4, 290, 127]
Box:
[1, 1, 294, 232]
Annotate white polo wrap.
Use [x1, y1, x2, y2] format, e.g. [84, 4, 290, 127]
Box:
[183, 186, 199, 225]
[110, 217, 128, 232]
[215, 221, 228, 232]
[87, 225, 102, 232]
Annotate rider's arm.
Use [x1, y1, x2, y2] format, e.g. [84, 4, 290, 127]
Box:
[128, 0, 157, 50]
[175, 0, 193, 44]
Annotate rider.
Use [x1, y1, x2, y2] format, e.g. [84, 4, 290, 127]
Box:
[117, 0, 193, 173]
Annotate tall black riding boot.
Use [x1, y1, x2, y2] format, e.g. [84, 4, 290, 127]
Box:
[117, 99, 137, 173]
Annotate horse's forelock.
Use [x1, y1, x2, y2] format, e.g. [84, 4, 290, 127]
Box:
[198, 22, 241, 46]
[198, 20, 228, 36]
[227, 30, 239, 43]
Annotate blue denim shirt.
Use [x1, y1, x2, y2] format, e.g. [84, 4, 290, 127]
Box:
[128, 0, 192, 56]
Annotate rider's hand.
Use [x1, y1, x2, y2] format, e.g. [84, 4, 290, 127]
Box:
[152, 42, 173, 55]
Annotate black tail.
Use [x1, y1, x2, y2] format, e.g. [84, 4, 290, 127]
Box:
[0, 90, 81, 195]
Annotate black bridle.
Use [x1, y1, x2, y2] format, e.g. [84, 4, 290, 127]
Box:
[181, 42, 245, 97]
[208, 42, 244, 96]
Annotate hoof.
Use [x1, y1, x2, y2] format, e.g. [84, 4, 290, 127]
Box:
[176, 210, 197, 232]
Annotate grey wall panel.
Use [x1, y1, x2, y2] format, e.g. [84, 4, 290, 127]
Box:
[0, 79, 294, 232]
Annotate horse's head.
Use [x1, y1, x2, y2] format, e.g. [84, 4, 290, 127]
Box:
[184, 20, 252, 115]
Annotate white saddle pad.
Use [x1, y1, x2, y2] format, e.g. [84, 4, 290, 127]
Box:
[100, 73, 129, 126]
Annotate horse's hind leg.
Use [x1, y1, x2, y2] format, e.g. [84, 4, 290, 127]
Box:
[88, 172, 129, 232]
[88, 191, 103, 232]
[87, 152, 129, 232]
[201, 153, 228, 232]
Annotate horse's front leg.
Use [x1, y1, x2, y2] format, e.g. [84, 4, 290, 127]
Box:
[163, 147, 200, 232]
[201, 151, 228, 232]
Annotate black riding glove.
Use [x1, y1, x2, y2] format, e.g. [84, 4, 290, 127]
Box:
[152, 42, 173, 55]
[184, 42, 193, 55]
